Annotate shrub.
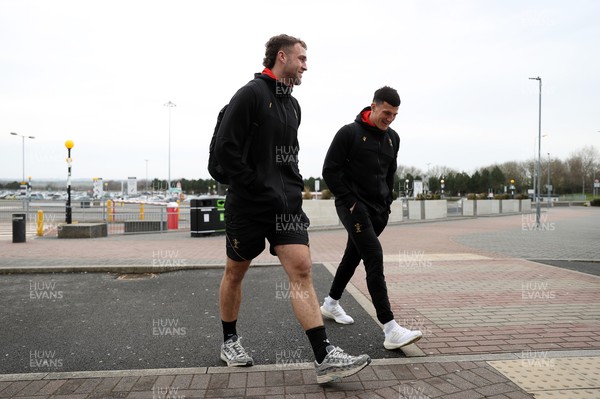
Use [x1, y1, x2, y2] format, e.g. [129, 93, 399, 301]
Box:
[591, 198, 600, 207]
[320, 189, 333, 200]
[303, 187, 312, 200]
[415, 193, 442, 200]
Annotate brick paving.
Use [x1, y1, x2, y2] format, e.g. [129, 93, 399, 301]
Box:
[0, 358, 535, 398]
[0, 206, 599, 398]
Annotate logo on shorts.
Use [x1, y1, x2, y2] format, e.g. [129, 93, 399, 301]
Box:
[354, 223, 362, 233]
[362, 136, 367, 142]
[232, 239, 240, 250]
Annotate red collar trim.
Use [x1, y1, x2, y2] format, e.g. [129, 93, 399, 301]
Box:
[262, 68, 277, 80]
[361, 110, 375, 127]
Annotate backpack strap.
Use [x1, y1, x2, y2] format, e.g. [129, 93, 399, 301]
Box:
[240, 78, 270, 165]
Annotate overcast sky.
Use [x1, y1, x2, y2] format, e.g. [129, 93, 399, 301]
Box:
[1, 0, 599, 185]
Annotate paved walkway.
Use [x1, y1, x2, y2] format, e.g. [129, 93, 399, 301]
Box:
[1, 207, 599, 398]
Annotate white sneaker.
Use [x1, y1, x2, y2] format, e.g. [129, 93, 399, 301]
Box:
[383, 325, 422, 350]
[320, 298, 354, 324]
[220, 335, 253, 367]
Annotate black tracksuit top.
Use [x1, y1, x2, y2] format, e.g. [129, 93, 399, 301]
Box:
[322, 107, 400, 214]
[215, 73, 304, 216]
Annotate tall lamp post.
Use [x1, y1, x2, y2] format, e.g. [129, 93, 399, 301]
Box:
[547, 153, 551, 206]
[65, 140, 74, 224]
[144, 159, 149, 192]
[10, 132, 35, 186]
[164, 101, 176, 193]
[532, 134, 547, 202]
[529, 77, 542, 227]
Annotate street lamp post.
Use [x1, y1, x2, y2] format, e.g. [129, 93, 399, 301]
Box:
[529, 77, 542, 227]
[532, 134, 547, 202]
[164, 101, 176, 193]
[10, 132, 35, 186]
[65, 140, 74, 224]
[145, 159, 149, 192]
[547, 153, 551, 206]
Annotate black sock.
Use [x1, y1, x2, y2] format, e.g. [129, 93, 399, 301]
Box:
[306, 326, 330, 364]
[222, 320, 237, 342]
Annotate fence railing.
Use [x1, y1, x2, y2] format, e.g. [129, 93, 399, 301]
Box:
[0, 200, 190, 236]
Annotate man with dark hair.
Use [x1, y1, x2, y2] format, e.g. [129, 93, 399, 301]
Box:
[214, 34, 370, 383]
[320, 86, 423, 350]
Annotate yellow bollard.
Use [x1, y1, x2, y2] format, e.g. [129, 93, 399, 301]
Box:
[37, 210, 44, 236]
[140, 203, 145, 221]
[176, 200, 180, 221]
[107, 200, 113, 222]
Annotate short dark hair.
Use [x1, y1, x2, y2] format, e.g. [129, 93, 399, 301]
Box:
[263, 34, 307, 69]
[373, 86, 401, 107]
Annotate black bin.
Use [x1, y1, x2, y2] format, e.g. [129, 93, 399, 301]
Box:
[12, 213, 26, 243]
[190, 196, 225, 237]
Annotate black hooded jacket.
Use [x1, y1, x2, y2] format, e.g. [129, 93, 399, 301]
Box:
[322, 107, 400, 214]
[214, 73, 304, 216]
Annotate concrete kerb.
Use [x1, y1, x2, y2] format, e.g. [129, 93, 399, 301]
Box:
[0, 262, 283, 275]
[2, 350, 599, 382]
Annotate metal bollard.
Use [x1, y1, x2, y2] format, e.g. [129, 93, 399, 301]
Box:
[37, 210, 44, 236]
[140, 203, 145, 221]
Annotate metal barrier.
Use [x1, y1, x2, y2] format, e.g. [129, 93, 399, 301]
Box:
[0, 200, 190, 237]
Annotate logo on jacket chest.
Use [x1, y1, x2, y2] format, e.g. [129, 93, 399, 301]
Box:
[360, 135, 393, 148]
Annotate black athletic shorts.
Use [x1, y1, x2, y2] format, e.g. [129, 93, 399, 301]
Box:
[225, 209, 310, 261]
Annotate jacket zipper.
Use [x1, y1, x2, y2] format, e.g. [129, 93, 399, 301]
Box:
[279, 97, 289, 213]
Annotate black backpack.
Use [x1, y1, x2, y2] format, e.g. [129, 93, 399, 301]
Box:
[208, 79, 267, 185]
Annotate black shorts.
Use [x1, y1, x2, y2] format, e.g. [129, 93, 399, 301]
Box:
[225, 209, 310, 261]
